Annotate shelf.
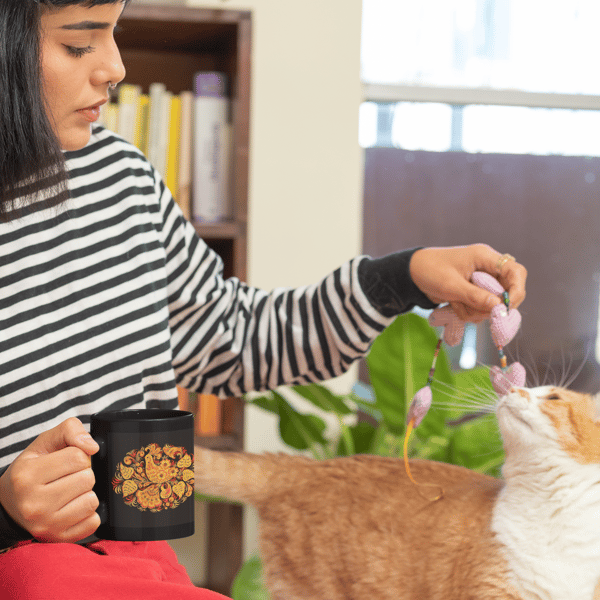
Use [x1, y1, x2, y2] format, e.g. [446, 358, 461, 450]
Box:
[118, 4, 250, 592]
[193, 220, 243, 241]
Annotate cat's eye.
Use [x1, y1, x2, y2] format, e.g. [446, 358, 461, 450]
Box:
[545, 393, 560, 400]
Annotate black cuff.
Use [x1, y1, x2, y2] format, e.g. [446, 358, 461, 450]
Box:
[0, 465, 33, 551]
[358, 248, 438, 317]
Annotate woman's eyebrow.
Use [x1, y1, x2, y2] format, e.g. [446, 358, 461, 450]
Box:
[59, 21, 113, 30]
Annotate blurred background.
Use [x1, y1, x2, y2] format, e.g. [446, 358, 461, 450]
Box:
[359, 0, 600, 392]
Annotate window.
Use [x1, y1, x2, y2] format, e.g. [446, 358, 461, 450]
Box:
[360, 0, 600, 155]
[361, 0, 599, 94]
[359, 102, 600, 155]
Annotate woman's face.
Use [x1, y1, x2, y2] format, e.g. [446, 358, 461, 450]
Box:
[40, 2, 127, 151]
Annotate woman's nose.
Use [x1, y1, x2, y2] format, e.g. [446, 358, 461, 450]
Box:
[93, 38, 126, 88]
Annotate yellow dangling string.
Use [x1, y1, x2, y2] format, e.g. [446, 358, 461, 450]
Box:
[403, 418, 444, 502]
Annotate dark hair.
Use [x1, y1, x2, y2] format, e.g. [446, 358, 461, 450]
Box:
[0, 0, 130, 220]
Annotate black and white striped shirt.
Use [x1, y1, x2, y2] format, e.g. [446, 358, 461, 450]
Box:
[0, 126, 406, 469]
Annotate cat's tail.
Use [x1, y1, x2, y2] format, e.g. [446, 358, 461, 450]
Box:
[194, 447, 278, 505]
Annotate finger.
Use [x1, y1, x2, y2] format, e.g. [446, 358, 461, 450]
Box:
[60, 511, 102, 544]
[450, 278, 501, 316]
[498, 262, 527, 308]
[45, 466, 96, 509]
[11, 465, 96, 535]
[450, 301, 491, 324]
[471, 243, 505, 275]
[34, 492, 100, 543]
[61, 510, 102, 544]
[31, 446, 93, 485]
[471, 245, 527, 308]
[26, 418, 99, 458]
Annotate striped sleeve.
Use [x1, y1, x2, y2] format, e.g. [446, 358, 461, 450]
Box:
[154, 174, 395, 397]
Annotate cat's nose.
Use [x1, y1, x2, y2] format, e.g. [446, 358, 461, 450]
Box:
[509, 387, 529, 400]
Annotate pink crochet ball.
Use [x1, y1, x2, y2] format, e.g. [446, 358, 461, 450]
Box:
[407, 386, 432, 427]
[428, 305, 464, 347]
[490, 362, 527, 396]
[489, 303, 521, 348]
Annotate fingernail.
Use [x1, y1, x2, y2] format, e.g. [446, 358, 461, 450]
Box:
[78, 433, 99, 448]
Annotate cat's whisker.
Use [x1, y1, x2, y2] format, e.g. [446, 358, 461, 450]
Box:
[509, 346, 538, 388]
[430, 397, 496, 410]
[431, 398, 496, 412]
[430, 399, 497, 415]
[560, 343, 591, 390]
[431, 378, 497, 407]
[429, 386, 493, 402]
[430, 404, 496, 416]
[560, 347, 571, 388]
[430, 375, 492, 395]
[542, 351, 557, 387]
[429, 396, 495, 411]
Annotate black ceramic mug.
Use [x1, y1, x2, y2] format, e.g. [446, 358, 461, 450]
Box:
[90, 409, 195, 541]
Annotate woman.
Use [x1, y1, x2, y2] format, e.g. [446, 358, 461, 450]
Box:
[0, 1, 527, 598]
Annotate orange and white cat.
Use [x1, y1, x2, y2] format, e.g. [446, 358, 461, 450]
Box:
[194, 386, 600, 600]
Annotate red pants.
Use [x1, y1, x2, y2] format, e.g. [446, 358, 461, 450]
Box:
[0, 539, 231, 599]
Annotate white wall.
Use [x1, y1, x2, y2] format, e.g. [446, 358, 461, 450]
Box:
[166, 0, 365, 585]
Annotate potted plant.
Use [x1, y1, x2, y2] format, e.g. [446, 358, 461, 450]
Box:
[228, 313, 503, 598]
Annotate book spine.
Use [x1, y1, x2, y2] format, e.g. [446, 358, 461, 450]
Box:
[177, 91, 194, 221]
[116, 84, 141, 145]
[177, 386, 191, 411]
[192, 72, 232, 223]
[154, 90, 172, 179]
[104, 103, 118, 133]
[166, 95, 182, 203]
[134, 94, 150, 156]
[147, 82, 167, 172]
[197, 394, 222, 436]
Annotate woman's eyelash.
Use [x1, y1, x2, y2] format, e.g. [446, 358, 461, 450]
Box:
[64, 25, 121, 59]
[65, 45, 95, 58]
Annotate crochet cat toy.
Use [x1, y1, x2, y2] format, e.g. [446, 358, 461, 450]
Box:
[403, 271, 525, 499]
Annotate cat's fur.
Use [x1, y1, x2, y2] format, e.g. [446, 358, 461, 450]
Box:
[194, 386, 600, 600]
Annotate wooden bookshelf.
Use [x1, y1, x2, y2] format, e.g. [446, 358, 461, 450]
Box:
[119, 4, 251, 594]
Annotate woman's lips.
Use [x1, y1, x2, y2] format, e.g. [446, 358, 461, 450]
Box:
[76, 106, 101, 122]
[76, 100, 107, 123]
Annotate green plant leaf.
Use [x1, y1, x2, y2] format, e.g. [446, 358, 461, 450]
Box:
[231, 555, 271, 600]
[335, 421, 377, 456]
[274, 392, 328, 451]
[351, 395, 382, 422]
[250, 394, 279, 415]
[448, 415, 504, 476]
[292, 383, 353, 415]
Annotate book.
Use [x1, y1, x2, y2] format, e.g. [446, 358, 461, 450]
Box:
[101, 102, 118, 133]
[166, 95, 182, 203]
[192, 72, 232, 223]
[147, 82, 167, 175]
[134, 94, 150, 156]
[97, 77, 232, 227]
[116, 84, 142, 145]
[155, 90, 172, 179]
[177, 386, 191, 411]
[197, 394, 222, 436]
[221, 397, 238, 435]
[177, 91, 194, 221]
